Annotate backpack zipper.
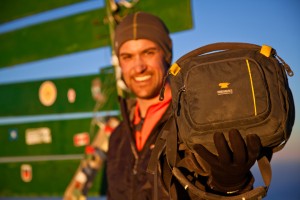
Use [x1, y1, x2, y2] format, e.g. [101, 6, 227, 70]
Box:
[177, 86, 186, 116]
[159, 71, 171, 101]
[274, 53, 294, 77]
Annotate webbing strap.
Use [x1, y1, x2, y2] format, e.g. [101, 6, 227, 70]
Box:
[147, 116, 174, 200]
[176, 152, 208, 176]
[166, 118, 178, 168]
[147, 120, 171, 174]
[153, 162, 158, 200]
[147, 136, 167, 174]
[147, 130, 167, 200]
[257, 156, 272, 189]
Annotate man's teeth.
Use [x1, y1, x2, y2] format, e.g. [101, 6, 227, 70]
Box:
[134, 75, 151, 81]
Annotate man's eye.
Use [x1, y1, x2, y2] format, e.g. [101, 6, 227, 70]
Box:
[120, 55, 131, 60]
[144, 51, 155, 56]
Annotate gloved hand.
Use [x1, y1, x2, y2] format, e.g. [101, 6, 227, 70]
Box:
[193, 129, 261, 194]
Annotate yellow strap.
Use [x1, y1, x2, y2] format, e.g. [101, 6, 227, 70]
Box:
[246, 59, 257, 116]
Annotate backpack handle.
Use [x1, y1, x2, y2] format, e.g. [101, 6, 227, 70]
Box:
[176, 42, 261, 64]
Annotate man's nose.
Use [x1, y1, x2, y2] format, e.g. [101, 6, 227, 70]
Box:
[133, 56, 147, 73]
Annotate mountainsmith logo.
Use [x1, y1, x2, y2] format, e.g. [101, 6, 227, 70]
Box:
[217, 82, 233, 95]
[218, 82, 230, 89]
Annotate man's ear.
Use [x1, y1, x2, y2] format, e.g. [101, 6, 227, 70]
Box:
[117, 67, 130, 92]
[112, 55, 130, 92]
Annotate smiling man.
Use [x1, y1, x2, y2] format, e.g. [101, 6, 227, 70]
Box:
[106, 12, 173, 200]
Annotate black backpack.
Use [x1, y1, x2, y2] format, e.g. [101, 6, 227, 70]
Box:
[148, 42, 295, 199]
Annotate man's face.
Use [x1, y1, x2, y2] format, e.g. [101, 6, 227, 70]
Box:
[118, 39, 168, 99]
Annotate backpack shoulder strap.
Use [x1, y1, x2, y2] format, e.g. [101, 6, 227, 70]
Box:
[147, 114, 180, 200]
[172, 166, 267, 200]
[165, 116, 178, 167]
[147, 119, 170, 174]
[147, 114, 178, 174]
[257, 156, 272, 191]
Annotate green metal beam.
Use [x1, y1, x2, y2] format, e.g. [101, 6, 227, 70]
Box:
[0, 67, 118, 117]
[0, 0, 192, 68]
[0, 0, 85, 23]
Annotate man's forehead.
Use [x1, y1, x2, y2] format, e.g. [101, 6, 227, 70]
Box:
[119, 39, 160, 54]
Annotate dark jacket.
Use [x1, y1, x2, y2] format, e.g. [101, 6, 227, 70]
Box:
[107, 98, 171, 200]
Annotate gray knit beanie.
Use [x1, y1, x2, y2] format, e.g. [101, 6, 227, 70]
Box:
[114, 12, 173, 65]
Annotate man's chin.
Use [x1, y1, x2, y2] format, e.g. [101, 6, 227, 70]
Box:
[133, 90, 160, 100]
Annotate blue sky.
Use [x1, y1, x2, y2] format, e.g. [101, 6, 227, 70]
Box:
[0, 0, 299, 199]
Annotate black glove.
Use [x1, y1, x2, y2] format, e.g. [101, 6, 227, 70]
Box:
[193, 129, 261, 194]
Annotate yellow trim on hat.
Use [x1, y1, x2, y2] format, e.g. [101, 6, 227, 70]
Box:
[133, 12, 139, 39]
